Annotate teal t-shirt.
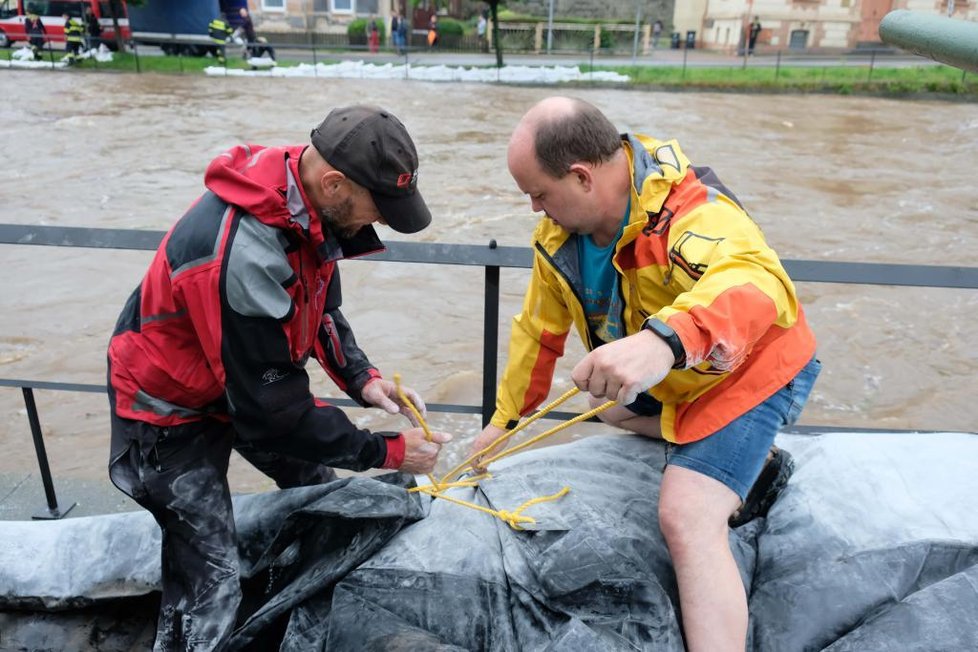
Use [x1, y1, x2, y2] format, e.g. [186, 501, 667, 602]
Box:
[577, 200, 629, 345]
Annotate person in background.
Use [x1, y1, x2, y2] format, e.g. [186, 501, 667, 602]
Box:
[107, 105, 451, 650]
[84, 7, 102, 51]
[391, 11, 404, 54]
[427, 14, 438, 49]
[477, 11, 488, 53]
[471, 96, 819, 652]
[25, 6, 46, 61]
[62, 12, 84, 65]
[208, 15, 233, 66]
[368, 17, 380, 54]
[237, 7, 275, 60]
[651, 19, 663, 49]
[748, 16, 762, 55]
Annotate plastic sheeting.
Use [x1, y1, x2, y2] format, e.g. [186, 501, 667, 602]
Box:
[1, 431, 976, 651]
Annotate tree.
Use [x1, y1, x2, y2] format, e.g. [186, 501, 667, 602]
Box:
[107, 0, 147, 52]
[487, 0, 503, 67]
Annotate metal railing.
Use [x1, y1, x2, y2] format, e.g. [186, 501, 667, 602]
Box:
[3, 223, 978, 519]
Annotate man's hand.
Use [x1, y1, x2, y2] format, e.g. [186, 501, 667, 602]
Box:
[399, 427, 452, 474]
[362, 378, 427, 427]
[571, 330, 675, 406]
[468, 423, 508, 472]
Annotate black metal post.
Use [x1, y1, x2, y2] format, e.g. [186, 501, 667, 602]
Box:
[775, 49, 781, 81]
[481, 242, 501, 428]
[133, 41, 140, 73]
[868, 48, 876, 82]
[22, 388, 76, 520]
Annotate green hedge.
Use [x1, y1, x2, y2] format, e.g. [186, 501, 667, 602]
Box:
[437, 17, 464, 36]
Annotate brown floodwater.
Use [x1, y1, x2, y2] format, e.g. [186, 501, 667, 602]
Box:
[1, 71, 976, 493]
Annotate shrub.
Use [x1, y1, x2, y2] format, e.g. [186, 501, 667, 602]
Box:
[437, 17, 465, 36]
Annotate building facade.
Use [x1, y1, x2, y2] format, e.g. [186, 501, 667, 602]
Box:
[681, 0, 977, 52]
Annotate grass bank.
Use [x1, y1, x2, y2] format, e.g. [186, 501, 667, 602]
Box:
[13, 50, 977, 98]
[591, 63, 977, 97]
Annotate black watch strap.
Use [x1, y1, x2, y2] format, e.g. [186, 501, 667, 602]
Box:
[642, 317, 687, 369]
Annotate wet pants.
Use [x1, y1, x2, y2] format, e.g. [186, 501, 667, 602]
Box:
[109, 416, 335, 651]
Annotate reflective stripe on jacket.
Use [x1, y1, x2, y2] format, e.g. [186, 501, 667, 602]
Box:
[65, 18, 84, 43]
[209, 19, 232, 43]
[491, 134, 816, 444]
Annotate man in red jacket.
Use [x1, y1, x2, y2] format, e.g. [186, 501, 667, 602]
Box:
[107, 105, 450, 650]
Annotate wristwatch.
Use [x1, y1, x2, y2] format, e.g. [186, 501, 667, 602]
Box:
[642, 317, 687, 369]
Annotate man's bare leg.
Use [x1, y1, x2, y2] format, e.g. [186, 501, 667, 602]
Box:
[588, 395, 663, 439]
[659, 465, 746, 652]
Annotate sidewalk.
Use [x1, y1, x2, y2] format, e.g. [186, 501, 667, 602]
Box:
[276, 46, 935, 70]
[0, 472, 139, 521]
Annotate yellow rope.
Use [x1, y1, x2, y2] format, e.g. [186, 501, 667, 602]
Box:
[399, 384, 611, 531]
[408, 473, 491, 493]
[417, 485, 571, 530]
[393, 373, 433, 442]
[474, 400, 616, 469]
[439, 387, 582, 485]
[393, 373, 438, 488]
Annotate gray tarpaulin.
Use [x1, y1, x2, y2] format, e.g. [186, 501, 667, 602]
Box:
[1, 432, 976, 651]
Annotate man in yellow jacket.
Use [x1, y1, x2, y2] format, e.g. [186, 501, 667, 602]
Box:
[471, 96, 820, 651]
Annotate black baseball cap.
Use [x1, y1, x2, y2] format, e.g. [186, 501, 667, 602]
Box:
[310, 105, 431, 234]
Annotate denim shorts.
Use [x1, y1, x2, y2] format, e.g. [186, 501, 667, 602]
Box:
[662, 356, 821, 500]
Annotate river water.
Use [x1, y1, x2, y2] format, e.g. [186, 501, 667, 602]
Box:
[1, 71, 976, 493]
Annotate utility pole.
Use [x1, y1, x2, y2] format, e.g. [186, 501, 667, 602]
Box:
[631, 0, 642, 64]
[547, 0, 554, 54]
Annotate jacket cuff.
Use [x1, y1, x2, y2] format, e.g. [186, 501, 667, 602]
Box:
[352, 369, 383, 406]
[381, 433, 406, 469]
[489, 410, 517, 431]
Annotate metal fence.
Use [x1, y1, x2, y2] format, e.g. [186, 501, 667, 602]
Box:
[2, 223, 977, 519]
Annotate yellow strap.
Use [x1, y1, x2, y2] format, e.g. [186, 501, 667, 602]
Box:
[392, 373, 438, 488]
[439, 386, 582, 485]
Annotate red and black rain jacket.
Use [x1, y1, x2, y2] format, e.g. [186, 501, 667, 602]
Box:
[108, 144, 399, 471]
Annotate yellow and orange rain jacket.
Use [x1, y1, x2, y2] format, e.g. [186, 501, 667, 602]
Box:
[491, 134, 816, 444]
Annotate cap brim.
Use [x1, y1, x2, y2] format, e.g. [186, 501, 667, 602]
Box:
[371, 189, 432, 234]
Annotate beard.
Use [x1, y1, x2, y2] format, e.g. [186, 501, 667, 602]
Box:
[319, 197, 360, 239]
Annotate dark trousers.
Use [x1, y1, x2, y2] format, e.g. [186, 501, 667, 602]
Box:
[109, 416, 335, 651]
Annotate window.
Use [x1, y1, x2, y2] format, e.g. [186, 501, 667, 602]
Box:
[331, 0, 353, 13]
[262, 0, 285, 11]
[789, 29, 808, 50]
[28, 1, 85, 18]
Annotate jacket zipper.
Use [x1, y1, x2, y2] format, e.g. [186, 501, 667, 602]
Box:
[535, 241, 595, 351]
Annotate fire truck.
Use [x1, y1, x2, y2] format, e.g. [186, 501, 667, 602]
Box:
[0, 0, 129, 49]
